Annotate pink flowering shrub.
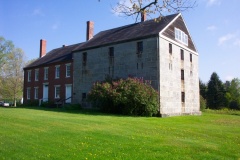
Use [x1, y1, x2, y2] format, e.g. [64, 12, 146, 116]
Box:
[87, 77, 159, 116]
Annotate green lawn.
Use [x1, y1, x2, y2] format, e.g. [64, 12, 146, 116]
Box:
[0, 107, 239, 160]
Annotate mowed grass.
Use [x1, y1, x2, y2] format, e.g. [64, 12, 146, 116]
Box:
[0, 107, 239, 160]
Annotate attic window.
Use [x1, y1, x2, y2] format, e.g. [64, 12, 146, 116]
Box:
[175, 28, 188, 46]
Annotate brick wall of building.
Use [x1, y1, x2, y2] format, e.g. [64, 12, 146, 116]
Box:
[23, 61, 73, 105]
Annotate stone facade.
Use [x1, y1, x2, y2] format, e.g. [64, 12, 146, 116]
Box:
[159, 36, 200, 116]
[73, 37, 159, 105]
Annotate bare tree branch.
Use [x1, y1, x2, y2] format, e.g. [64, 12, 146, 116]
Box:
[112, 0, 197, 22]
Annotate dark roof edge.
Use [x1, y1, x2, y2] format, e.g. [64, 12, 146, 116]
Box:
[23, 59, 73, 70]
[73, 34, 158, 53]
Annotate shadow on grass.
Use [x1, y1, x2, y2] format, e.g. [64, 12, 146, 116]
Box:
[14, 105, 130, 118]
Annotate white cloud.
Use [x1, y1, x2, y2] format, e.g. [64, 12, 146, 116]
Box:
[234, 39, 240, 47]
[218, 34, 235, 46]
[32, 9, 44, 16]
[206, 25, 217, 31]
[206, 0, 221, 7]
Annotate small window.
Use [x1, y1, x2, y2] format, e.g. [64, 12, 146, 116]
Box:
[27, 88, 31, 100]
[190, 53, 192, 62]
[169, 43, 172, 54]
[55, 65, 60, 79]
[55, 86, 60, 99]
[181, 92, 185, 102]
[109, 47, 114, 65]
[181, 49, 184, 60]
[35, 69, 39, 81]
[109, 47, 114, 57]
[44, 67, 48, 80]
[181, 69, 184, 80]
[66, 64, 71, 77]
[169, 63, 172, 70]
[82, 93, 87, 101]
[27, 70, 31, 82]
[83, 52, 87, 66]
[34, 87, 39, 99]
[137, 41, 143, 57]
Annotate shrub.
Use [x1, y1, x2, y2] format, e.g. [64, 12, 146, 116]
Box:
[87, 77, 159, 116]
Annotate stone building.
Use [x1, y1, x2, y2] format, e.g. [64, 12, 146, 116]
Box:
[24, 13, 200, 116]
[73, 13, 200, 116]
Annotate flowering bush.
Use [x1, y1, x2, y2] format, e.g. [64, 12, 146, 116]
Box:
[87, 77, 159, 116]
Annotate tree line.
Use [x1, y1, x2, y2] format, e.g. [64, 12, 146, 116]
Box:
[200, 72, 240, 110]
[0, 36, 27, 106]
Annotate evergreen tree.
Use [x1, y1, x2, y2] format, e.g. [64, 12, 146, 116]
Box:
[199, 79, 207, 99]
[206, 72, 226, 109]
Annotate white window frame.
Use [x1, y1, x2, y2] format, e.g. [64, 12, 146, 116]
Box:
[44, 67, 49, 80]
[27, 87, 31, 100]
[34, 87, 39, 99]
[55, 65, 60, 79]
[66, 63, 71, 78]
[174, 28, 188, 46]
[35, 69, 39, 81]
[54, 85, 60, 99]
[27, 70, 31, 82]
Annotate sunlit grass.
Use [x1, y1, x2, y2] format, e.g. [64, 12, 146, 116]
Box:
[0, 107, 239, 159]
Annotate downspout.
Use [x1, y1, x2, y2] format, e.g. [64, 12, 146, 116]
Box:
[157, 34, 161, 116]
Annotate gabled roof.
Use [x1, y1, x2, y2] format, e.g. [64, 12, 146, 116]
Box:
[74, 13, 179, 51]
[25, 43, 83, 69]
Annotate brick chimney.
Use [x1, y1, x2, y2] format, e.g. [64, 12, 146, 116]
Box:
[39, 39, 46, 58]
[141, 11, 147, 22]
[86, 21, 94, 41]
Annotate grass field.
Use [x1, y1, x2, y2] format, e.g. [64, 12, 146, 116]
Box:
[0, 107, 239, 160]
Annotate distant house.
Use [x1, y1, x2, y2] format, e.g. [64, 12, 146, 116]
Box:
[24, 13, 200, 116]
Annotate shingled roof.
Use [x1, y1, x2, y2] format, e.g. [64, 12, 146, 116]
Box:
[74, 13, 179, 51]
[25, 43, 83, 69]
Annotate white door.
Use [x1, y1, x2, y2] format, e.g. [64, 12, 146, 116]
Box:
[65, 85, 72, 103]
[43, 84, 48, 102]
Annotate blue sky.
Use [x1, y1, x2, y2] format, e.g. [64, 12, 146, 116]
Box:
[1, 0, 239, 83]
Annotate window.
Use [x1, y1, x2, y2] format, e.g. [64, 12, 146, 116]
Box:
[66, 64, 71, 77]
[55, 85, 60, 99]
[34, 87, 39, 99]
[181, 49, 184, 60]
[181, 92, 185, 102]
[27, 70, 31, 82]
[44, 67, 48, 80]
[137, 41, 143, 57]
[55, 65, 60, 79]
[181, 69, 184, 80]
[109, 47, 114, 65]
[35, 69, 39, 81]
[175, 28, 188, 46]
[190, 53, 192, 62]
[169, 43, 172, 54]
[27, 88, 31, 99]
[83, 52, 87, 66]
[169, 63, 172, 70]
[82, 93, 86, 101]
